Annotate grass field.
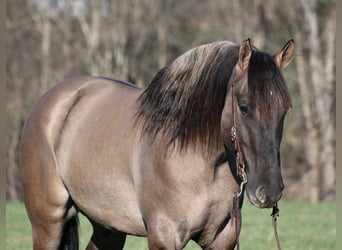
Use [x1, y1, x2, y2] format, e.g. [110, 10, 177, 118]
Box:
[6, 200, 335, 249]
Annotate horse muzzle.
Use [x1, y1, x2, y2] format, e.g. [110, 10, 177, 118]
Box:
[247, 183, 284, 208]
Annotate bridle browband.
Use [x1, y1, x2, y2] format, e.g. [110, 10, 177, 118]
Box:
[229, 67, 282, 250]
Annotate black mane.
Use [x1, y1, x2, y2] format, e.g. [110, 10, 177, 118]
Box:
[136, 42, 239, 150]
[135, 41, 291, 150]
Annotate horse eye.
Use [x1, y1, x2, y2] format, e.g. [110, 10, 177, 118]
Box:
[239, 104, 249, 114]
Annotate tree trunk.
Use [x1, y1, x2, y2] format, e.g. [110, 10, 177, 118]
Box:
[39, 0, 51, 95]
[300, 0, 335, 201]
[157, 3, 167, 69]
[293, 28, 321, 203]
[111, 0, 128, 81]
[232, 0, 243, 42]
[321, 7, 336, 200]
[6, 79, 23, 202]
[77, 0, 101, 76]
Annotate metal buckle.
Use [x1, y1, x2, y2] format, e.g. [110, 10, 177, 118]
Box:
[234, 179, 247, 198]
[230, 126, 237, 141]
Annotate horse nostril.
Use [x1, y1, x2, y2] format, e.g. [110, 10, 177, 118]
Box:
[255, 186, 267, 204]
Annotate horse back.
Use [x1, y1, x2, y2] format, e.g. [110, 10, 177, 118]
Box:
[20, 76, 143, 231]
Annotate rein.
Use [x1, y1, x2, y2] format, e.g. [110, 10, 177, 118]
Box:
[229, 68, 282, 250]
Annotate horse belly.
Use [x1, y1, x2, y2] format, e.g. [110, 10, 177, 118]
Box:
[71, 174, 146, 236]
[62, 131, 146, 235]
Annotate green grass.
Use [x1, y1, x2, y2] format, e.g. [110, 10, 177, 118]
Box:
[6, 200, 335, 249]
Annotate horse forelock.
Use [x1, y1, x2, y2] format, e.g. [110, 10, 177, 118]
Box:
[136, 41, 240, 151]
[247, 50, 292, 119]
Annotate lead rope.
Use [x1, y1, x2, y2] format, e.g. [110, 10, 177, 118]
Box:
[271, 203, 282, 250]
[230, 69, 281, 250]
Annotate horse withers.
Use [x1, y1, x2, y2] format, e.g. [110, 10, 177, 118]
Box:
[20, 38, 294, 249]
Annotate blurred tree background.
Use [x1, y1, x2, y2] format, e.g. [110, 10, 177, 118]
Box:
[6, 0, 335, 203]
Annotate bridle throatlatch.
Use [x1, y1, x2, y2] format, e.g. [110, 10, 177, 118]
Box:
[229, 69, 281, 250]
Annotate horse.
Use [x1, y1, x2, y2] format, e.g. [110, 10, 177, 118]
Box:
[20, 38, 294, 250]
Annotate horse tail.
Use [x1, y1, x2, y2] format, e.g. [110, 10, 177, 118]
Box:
[59, 215, 79, 250]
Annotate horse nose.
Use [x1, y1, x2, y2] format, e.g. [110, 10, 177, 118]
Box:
[255, 186, 267, 204]
[255, 184, 284, 207]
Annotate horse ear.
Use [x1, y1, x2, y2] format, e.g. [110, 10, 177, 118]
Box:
[237, 38, 252, 72]
[273, 39, 295, 69]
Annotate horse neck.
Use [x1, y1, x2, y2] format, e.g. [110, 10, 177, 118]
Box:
[164, 139, 226, 170]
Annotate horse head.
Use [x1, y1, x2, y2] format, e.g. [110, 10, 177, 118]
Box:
[222, 39, 294, 208]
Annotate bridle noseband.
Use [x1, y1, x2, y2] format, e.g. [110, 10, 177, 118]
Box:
[229, 68, 282, 250]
